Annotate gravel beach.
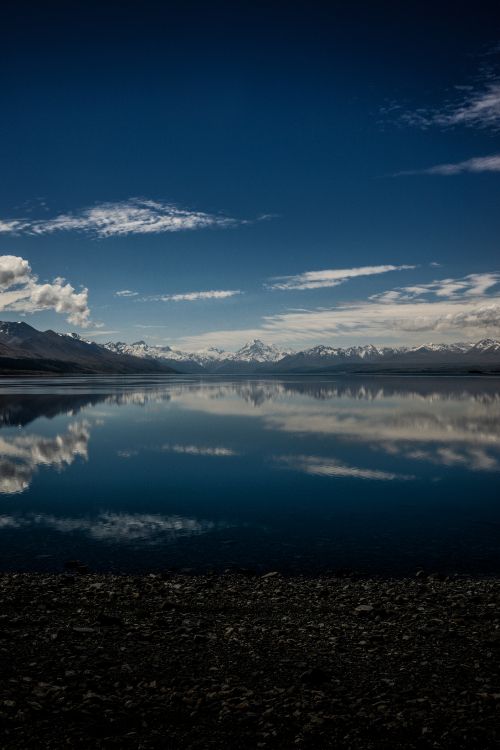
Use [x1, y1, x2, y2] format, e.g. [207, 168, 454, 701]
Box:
[0, 572, 499, 749]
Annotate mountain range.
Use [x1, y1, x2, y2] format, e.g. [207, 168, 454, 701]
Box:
[104, 336, 500, 373]
[1, 321, 500, 375]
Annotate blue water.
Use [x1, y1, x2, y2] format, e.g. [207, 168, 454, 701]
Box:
[0, 375, 499, 575]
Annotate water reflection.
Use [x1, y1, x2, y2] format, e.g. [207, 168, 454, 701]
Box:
[167, 379, 500, 474]
[0, 376, 499, 574]
[1, 378, 499, 495]
[0, 392, 107, 428]
[275, 454, 414, 481]
[0, 422, 90, 493]
[0, 512, 219, 543]
[160, 444, 239, 457]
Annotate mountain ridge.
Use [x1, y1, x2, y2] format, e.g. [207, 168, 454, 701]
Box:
[103, 335, 500, 373]
[1, 321, 500, 375]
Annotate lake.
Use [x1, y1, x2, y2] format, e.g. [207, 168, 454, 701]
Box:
[0, 375, 499, 575]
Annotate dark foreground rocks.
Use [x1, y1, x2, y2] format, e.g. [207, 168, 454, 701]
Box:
[0, 573, 499, 749]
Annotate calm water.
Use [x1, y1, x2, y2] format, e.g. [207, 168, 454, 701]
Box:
[0, 375, 499, 575]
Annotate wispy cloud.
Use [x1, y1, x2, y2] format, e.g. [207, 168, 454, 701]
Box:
[0, 255, 91, 327]
[396, 154, 500, 176]
[371, 273, 500, 303]
[409, 81, 500, 131]
[0, 220, 24, 234]
[175, 271, 500, 349]
[84, 329, 119, 337]
[266, 264, 415, 292]
[115, 289, 138, 297]
[0, 198, 242, 238]
[153, 289, 241, 302]
[390, 51, 500, 132]
[114, 286, 242, 304]
[263, 298, 500, 339]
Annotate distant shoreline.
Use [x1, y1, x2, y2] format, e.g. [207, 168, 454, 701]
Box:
[2, 367, 500, 378]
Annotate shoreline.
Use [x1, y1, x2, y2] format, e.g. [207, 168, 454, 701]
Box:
[1, 572, 499, 748]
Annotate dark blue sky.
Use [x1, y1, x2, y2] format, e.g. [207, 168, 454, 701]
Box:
[1, 1, 499, 349]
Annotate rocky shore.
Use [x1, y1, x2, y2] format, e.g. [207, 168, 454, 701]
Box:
[0, 572, 499, 749]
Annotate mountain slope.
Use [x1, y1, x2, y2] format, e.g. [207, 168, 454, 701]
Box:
[0, 322, 178, 375]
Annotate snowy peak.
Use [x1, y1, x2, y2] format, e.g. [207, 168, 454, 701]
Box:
[470, 338, 500, 353]
[103, 340, 231, 366]
[102, 337, 294, 367]
[234, 339, 293, 363]
[101, 336, 500, 373]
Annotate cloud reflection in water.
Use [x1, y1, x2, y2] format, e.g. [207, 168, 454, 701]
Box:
[0, 512, 220, 544]
[0, 422, 90, 494]
[275, 454, 414, 481]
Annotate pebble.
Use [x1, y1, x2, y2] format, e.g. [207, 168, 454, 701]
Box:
[0, 572, 498, 749]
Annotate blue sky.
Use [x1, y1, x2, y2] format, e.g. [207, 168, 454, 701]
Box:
[1, 1, 499, 350]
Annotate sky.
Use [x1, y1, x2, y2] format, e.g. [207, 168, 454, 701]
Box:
[0, 0, 500, 351]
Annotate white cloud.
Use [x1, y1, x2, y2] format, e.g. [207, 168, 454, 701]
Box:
[0, 255, 91, 327]
[0, 198, 241, 238]
[397, 71, 500, 131]
[266, 264, 415, 291]
[396, 154, 500, 176]
[139, 290, 242, 303]
[260, 298, 500, 339]
[371, 273, 500, 303]
[159, 289, 241, 302]
[175, 271, 500, 349]
[29, 278, 90, 326]
[115, 289, 138, 297]
[0, 220, 25, 234]
[0, 255, 31, 288]
[433, 81, 500, 130]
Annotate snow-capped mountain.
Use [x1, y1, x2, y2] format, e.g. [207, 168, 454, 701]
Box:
[272, 339, 500, 372]
[101, 336, 500, 373]
[3, 321, 499, 375]
[104, 341, 232, 370]
[228, 339, 293, 363]
[468, 338, 500, 354]
[103, 338, 294, 371]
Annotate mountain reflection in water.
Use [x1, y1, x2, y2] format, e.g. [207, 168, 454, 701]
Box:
[0, 375, 499, 575]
